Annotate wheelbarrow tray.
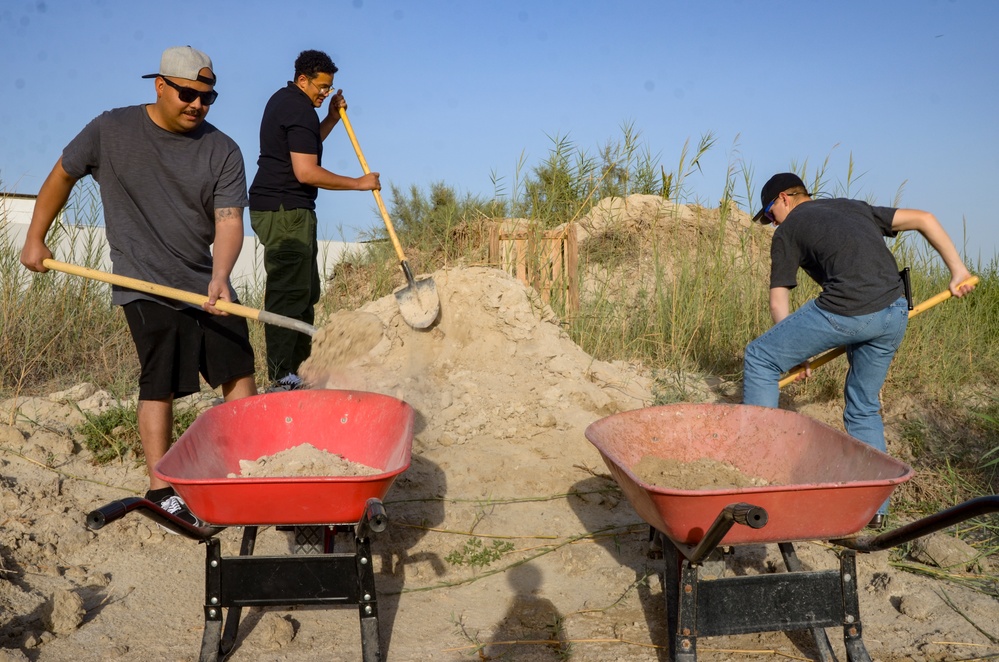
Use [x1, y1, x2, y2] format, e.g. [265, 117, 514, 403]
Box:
[585, 404, 914, 546]
[154, 390, 414, 526]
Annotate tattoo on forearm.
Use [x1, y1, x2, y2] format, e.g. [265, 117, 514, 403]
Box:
[215, 207, 243, 224]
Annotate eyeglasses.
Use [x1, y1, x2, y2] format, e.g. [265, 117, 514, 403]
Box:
[763, 192, 804, 223]
[307, 78, 333, 95]
[161, 77, 218, 106]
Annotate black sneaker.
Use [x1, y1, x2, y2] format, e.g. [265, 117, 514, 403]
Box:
[867, 514, 886, 530]
[269, 373, 304, 392]
[155, 493, 202, 533]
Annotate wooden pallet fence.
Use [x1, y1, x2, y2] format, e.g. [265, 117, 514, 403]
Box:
[487, 220, 579, 314]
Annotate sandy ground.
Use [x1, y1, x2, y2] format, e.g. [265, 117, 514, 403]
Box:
[2, 266, 997, 662]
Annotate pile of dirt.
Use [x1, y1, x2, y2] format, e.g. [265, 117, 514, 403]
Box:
[633, 455, 771, 490]
[578, 194, 768, 261]
[228, 443, 381, 478]
[578, 194, 756, 241]
[1, 197, 996, 661]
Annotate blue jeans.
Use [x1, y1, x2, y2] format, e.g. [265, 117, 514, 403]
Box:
[743, 297, 909, 512]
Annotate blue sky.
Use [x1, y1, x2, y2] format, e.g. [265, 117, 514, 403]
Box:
[2, 0, 997, 263]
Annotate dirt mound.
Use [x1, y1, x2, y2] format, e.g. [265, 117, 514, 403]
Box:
[311, 266, 653, 423]
[570, 195, 772, 308]
[579, 193, 764, 248]
[1, 256, 997, 660]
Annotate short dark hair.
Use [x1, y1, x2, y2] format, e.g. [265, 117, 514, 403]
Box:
[294, 50, 338, 80]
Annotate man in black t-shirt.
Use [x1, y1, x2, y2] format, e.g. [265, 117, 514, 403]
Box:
[743, 172, 974, 525]
[249, 49, 380, 390]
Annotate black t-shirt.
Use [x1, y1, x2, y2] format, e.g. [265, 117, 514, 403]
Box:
[770, 198, 904, 316]
[249, 83, 322, 211]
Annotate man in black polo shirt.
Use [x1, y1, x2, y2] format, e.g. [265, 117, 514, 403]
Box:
[249, 49, 380, 390]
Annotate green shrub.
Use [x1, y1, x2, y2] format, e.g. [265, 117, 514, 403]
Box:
[77, 403, 201, 465]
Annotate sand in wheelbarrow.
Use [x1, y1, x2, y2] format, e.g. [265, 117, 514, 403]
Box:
[633, 455, 770, 490]
[227, 443, 382, 478]
[298, 310, 384, 385]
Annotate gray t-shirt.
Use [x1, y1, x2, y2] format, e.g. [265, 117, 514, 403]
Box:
[770, 198, 904, 316]
[61, 105, 248, 307]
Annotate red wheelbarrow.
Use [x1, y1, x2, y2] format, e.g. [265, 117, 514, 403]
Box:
[585, 403, 999, 662]
[86, 389, 415, 662]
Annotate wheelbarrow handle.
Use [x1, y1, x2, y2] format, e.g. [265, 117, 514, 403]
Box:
[356, 498, 388, 538]
[86, 497, 144, 530]
[683, 502, 769, 565]
[832, 494, 999, 552]
[85, 497, 223, 540]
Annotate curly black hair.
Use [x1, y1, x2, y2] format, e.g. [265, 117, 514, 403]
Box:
[294, 50, 338, 79]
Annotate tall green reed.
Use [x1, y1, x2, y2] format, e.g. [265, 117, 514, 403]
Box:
[7, 131, 997, 426]
[1, 181, 137, 398]
[1, 180, 274, 400]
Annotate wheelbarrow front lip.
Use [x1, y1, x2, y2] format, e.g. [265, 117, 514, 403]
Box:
[586, 403, 915, 545]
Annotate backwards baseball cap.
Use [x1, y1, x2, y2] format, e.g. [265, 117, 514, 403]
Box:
[142, 46, 216, 85]
[752, 172, 810, 223]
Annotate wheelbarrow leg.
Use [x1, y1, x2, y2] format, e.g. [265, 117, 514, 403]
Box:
[356, 533, 381, 662]
[199, 620, 222, 662]
[660, 530, 697, 662]
[779, 542, 837, 662]
[218, 527, 258, 659]
[201, 527, 259, 661]
[838, 550, 872, 662]
[201, 537, 224, 662]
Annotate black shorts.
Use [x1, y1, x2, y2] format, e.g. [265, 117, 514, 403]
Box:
[123, 300, 256, 400]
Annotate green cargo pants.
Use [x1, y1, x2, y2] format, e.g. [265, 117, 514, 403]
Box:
[249, 206, 321, 381]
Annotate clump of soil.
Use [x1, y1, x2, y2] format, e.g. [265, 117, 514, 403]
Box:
[228, 443, 381, 478]
[632, 455, 770, 490]
[43, 590, 84, 635]
[299, 310, 384, 384]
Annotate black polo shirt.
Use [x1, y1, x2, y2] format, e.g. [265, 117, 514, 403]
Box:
[249, 82, 322, 211]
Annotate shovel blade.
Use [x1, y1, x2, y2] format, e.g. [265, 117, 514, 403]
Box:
[394, 276, 440, 329]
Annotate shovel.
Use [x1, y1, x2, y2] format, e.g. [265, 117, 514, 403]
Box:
[41, 259, 318, 336]
[337, 107, 440, 329]
[778, 275, 980, 388]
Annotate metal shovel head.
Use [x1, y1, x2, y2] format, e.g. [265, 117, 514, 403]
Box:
[393, 276, 440, 328]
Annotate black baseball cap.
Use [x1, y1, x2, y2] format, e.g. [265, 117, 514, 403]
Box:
[753, 172, 810, 223]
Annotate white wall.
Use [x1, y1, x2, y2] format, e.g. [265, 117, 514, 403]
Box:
[1, 194, 364, 290]
[1, 194, 35, 225]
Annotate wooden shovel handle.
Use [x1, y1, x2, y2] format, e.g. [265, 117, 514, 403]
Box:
[777, 275, 979, 389]
[337, 107, 409, 266]
[41, 259, 316, 336]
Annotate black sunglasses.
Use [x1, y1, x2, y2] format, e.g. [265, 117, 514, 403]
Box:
[161, 77, 218, 106]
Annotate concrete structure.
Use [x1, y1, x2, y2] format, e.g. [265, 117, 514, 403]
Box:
[1, 192, 365, 290]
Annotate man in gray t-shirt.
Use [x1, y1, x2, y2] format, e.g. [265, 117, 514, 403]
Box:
[20, 46, 257, 528]
[742, 172, 975, 527]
